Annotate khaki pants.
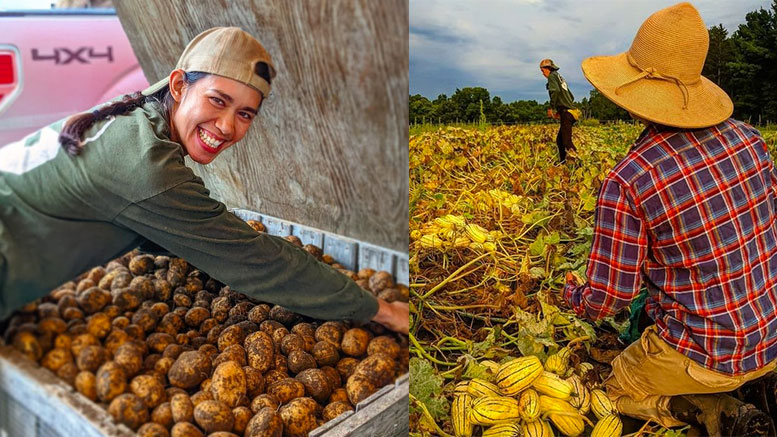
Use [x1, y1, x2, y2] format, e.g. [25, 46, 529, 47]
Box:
[604, 325, 777, 428]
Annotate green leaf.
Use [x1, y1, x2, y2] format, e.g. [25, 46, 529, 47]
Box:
[461, 355, 494, 381]
[529, 235, 545, 256]
[409, 358, 450, 422]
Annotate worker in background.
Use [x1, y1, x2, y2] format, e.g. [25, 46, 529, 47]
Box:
[0, 27, 408, 334]
[564, 3, 777, 435]
[540, 59, 577, 163]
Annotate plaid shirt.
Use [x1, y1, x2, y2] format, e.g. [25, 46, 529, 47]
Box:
[564, 118, 777, 375]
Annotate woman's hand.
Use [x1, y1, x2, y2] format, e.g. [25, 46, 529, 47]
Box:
[371, 299, 409, 334]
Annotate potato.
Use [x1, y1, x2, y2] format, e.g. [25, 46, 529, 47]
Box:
[267, 377, 305, 404]
[312, 341, 340, 367]
[269, 305, 299, 326]
[247, 305, 269, 324]
[244, 366, 265, 398]
[259, 320, 286, 337]
[163, 343, 186, 360]
[210, 361, 247, 408]
[169, 351, 212, 389]
[154, 279, 173, 302]
[111, 271, 133, 290]
[114, 342, 144, 377]
[355, 279, 370, 291]
[198, 343, 219, 360]
[335, 357, 360, 381]
[77, 345, 109, 372]
[271, 327, 290, 349]
[244, 331, 274, 373]
[96, 361, 127, 402]
[113, 287, 142, 311]
[170, 422, 204, 437]
[232, 406, 253, 435]
[368, 271, 394, 293]
[287, 349, 316, 374]
[329, 387, 349, 404]
[41, 347, 73, 372]
[77, 287, 111, 314]
[104, 329, 131, 354]
[12, 330, 43, 361]
[155, 356, 175, 375]
[108, 393, 150, 431]
[86, 312, 111, 339]
[354, 353, 395, 387]
[264, 369, 289, 386]
[62, 306, 85, 321]
[208, 433, 238, 437]
[185, 307, 210, 327]
[137, 422, 170, 437]
[86, 266, 107, 284]
[167, 271, 185, 289]
[321, 366, 342, 389]
[57, 361, 79, 386]
[54, 333, 72, 351]
[377, 288, 402, 303]
[131, 276, 155, 300]
[103, 304, 122, 319]
[229, 301, 254, 319]
[151, 401, 174, 428]
[296, 368, 333, 403]
[171, 392, 195, 423]
[191, 389, 214, 406]
[250, 393, 280, 414]
[193, 400, 234, 433]
[132, 307, 159, 333]
[367, 336, 400, 359]
[213, 344, 247, 368]
[321, 254, 335, 264]
[323, 401, 354, 422]
[129, 254, 155, 276]
[341, 328, 370, 357]
[38, 317, 67, 336]
[244, 407, 283, 437]
[217, 325, 245, 352]
[150, 302, 170, 318]
[75, 370, 97, 401]
[346, 374, 378, 405]
[173, 293, 193, 308]
[273, 354, 289, 374]
[315, 322, 345, 347]
[198, 318, 219, 335]
[131, 374, 167, 408]
[147, 332, 176, 354]
[280, 333, 305, 356]
[278, 397, 321, 437]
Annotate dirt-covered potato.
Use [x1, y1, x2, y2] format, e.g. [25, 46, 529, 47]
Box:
[329, 387, 349, 404]
[346, 374, 378, 405]
[210, 361, 247, 408]
[268, 305, 298, 327]
[108, 393, 150, 431]
[341, 328, 371, 357]
[303, 243, 323, 260]
[296, 368, 333, 404]
[354, 353, 395, 386]
[287, 349, 316, 374]
[171, 392, 195, 423]
[247, 305, 269, 324]
[217, 325, 245, 352]
[137, 422, 170, 437]
[154, 279, 173, 302]
[184, 307, 210, 328]
[244, 331, 274, 373]
[368, 271, 395, 293]
[147, 332, 176, 354]
[132, 308, 159, 333]
[131, 276, 155, 300]
[113, 287, 143, 311]
[271, 327, 290, 349]
[85, 312, 111, 339]
[12, 330, 43, 361]
[320, 366, 342, 389]
[213, 344, 247, 368]
[290, 322, 315, 338]
[264, 369, 290, 386]
[245, 219, 266, 233]
[41, 347, 73, 372]
[377, 288, 403, 303]
[231, 406, 253, 435]
[75, 370, 98, 401]
[249, 393, 279, 415]
[267, 377, 306, 404]
[57, 361, 79, 385]
[62, 306, 85, 321]
[170, 422, 204, 437]
[38, 317, 67, 336]
[155, 356, 176, 375]
[129, 254, 155, 276]
[114, 342, 144, 377]
[323, 401, 354, 422]
[273, 354, 289, 374]
[279, 397, 321, 437]
[151, 401, 174, 428]
[77, 287, 112, 314]
[76, 345, 109, 372]
[96, 361, 127, 402]
[130, 374, 167, 409]
[244, 406, 283, 437]
[314, 322, 345, 347]
[280, 333, 305, 356]
[191, 390, 214, 407]
[367, 336, 400, 359]
[312, 341, 340, 367]
[193, 399, 234, 433]
[169, 351, 212, 389]
[104, 329, 131, 355]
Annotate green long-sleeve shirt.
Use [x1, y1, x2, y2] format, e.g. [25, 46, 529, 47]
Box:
[0, 100, 378, 322]
[546, 70, 575, 110]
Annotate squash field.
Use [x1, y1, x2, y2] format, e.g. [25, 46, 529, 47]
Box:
[407, 122, 777, 436]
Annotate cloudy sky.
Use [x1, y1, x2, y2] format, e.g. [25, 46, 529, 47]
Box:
[410, 0, 772, 103]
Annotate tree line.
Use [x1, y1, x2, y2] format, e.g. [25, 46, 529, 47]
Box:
[411, 1, 777, 125]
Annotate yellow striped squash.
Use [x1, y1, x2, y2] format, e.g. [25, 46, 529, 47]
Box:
[532, 371, 574, 400]
[523, 419, 555, 437]
[590, 389, 616, 419]
[545, 347, 570, 375]
[451, 393, 473, 437]
[454, 380, 470, 395]
[591, 414, 622, 437]
[518, 388, 541, 422]
[482, 422, 522, 437]
[469, 396, 522, 425]
[495, 355, 543, 396]
[565, 375, 590, 414]
[467, 378, 502, 398]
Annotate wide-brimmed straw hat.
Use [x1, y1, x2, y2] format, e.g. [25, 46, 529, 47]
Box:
[142, 27, 276, 99]
[581, 2, 732, 128]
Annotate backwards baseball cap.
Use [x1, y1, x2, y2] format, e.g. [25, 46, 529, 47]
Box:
[142, 27, 277, 98]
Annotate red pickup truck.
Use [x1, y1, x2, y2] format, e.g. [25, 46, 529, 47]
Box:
[0, 8, 149, 146]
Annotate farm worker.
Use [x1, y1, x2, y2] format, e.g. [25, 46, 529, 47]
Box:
[0, 27, 408, 334]
[540, 58, 577, 163]
[563, 3, 777, 436]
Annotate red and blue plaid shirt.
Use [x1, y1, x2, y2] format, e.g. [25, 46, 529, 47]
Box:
[564, 118, 777, 375]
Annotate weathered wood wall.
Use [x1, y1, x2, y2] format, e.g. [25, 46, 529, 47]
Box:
[114, 0, 408, 253]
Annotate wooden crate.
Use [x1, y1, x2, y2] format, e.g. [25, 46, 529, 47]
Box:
[0, 210, 409, 436]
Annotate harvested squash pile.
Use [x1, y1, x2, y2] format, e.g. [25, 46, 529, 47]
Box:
[2, 223, 408, 437]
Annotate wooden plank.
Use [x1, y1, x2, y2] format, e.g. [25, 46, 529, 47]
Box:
[261, 216, 292, 237]
[114, 0, 409, 252]
[358, 244, 396, 273]
[322, 235, 358, 272]
[292, 226, 324, 248]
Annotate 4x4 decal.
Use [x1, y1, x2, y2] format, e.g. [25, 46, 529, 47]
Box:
[31, 47, 113, 64]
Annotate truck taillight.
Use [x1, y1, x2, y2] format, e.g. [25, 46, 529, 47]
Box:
[0, 54, 13, 84]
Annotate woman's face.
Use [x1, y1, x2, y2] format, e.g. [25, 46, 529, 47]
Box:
[169, 70, 263, 165]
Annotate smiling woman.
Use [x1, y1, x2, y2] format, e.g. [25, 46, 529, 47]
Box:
[0, 26, 408, 334]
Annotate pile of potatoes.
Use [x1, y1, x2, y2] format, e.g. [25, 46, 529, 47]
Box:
[3, 231, 408, 437]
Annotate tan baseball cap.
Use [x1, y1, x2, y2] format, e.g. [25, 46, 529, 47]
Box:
[142, 27, 277, 98]
[539, 59, 559, 71]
